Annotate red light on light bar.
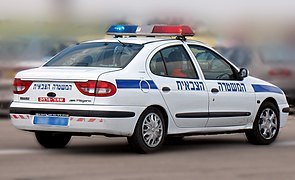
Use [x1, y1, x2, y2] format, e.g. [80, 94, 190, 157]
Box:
[152, 25, 194, 36]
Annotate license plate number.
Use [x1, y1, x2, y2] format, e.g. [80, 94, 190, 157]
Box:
[38, 97, 65, 102]
[33, 116, 69, 126]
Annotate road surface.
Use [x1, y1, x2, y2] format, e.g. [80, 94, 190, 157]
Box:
[0, 114, 294, 180]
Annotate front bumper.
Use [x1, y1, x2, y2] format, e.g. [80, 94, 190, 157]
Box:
[280, 89, 295, 105]
[10, 102, 144, 136]
[279, 104, 289, 128]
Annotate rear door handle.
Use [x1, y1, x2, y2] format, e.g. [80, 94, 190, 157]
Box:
[162, 87, 171, 92]
[211, 88, 219, 93]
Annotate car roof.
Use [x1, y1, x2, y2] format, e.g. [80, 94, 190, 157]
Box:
[84, 38, 206, 46]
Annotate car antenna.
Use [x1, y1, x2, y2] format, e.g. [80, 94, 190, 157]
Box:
[116, 38, 126, 47]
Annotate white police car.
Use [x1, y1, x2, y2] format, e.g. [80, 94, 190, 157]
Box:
[10, 25, 290, 153]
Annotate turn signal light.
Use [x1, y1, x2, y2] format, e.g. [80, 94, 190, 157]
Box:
[13, 78, 32, 94]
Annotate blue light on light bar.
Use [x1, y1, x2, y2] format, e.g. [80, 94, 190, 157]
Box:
[107, 25, 138, 34]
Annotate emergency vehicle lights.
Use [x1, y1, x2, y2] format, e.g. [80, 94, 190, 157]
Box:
[107, 25, 138, 34]
[152, 25, 194, 36]
[106, 25, 195, 37]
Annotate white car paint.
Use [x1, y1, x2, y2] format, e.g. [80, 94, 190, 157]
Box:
[10, 38, 289, 138]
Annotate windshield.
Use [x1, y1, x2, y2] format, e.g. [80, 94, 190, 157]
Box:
[215, 46, 252, 67]
[260, 45, 295, 63]
[44, 42, 143, 68]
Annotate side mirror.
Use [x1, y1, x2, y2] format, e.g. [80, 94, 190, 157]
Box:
[239, 68, 249, 80]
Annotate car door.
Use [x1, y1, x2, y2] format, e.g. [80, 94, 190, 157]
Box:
[147, 44, 209, 128]
[188, 45, 255, 127]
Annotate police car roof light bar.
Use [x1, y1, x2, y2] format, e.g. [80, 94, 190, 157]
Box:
[106, 25, 195, 39]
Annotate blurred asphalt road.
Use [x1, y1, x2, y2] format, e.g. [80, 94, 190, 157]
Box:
[0, 114, 295, 180]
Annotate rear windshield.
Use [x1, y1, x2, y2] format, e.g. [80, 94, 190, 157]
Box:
[44, 42, 143, 68]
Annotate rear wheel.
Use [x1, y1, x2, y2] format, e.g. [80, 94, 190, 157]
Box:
[35, 131, 71, 148]
[245, 102, 280, 145]
[128, 107, 166, 153]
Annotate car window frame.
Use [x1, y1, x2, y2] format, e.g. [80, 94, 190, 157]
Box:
[188, 44, 240, 81]
[149, 44, 200, 79]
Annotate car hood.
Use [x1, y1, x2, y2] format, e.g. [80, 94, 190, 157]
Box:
[248, 76, 277, 87]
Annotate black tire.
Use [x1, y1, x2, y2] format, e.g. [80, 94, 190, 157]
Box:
[245, 101, 280, 145]
[128, 107, 166, 153]
[35, 131, 71, 148]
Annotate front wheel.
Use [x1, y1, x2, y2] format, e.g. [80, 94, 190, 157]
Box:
[35, 131, 72, 148]
[245, 102, 280, 145]
[128, 107, 166, 153]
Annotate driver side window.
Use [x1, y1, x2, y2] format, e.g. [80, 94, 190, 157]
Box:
[189, 45, 237, 80]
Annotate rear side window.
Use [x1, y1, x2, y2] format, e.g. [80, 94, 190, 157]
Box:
[150, 52, 167, 76]
[150, 45, 198, 79]
[44, 42, 143, 68]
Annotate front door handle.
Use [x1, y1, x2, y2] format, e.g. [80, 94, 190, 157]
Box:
[162, 87, 171, 92]
[211, 88, 219, 93]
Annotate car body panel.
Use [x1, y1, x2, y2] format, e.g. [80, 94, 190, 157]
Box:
[10, 37, 289, 137]
[146, 42, 209, 128]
